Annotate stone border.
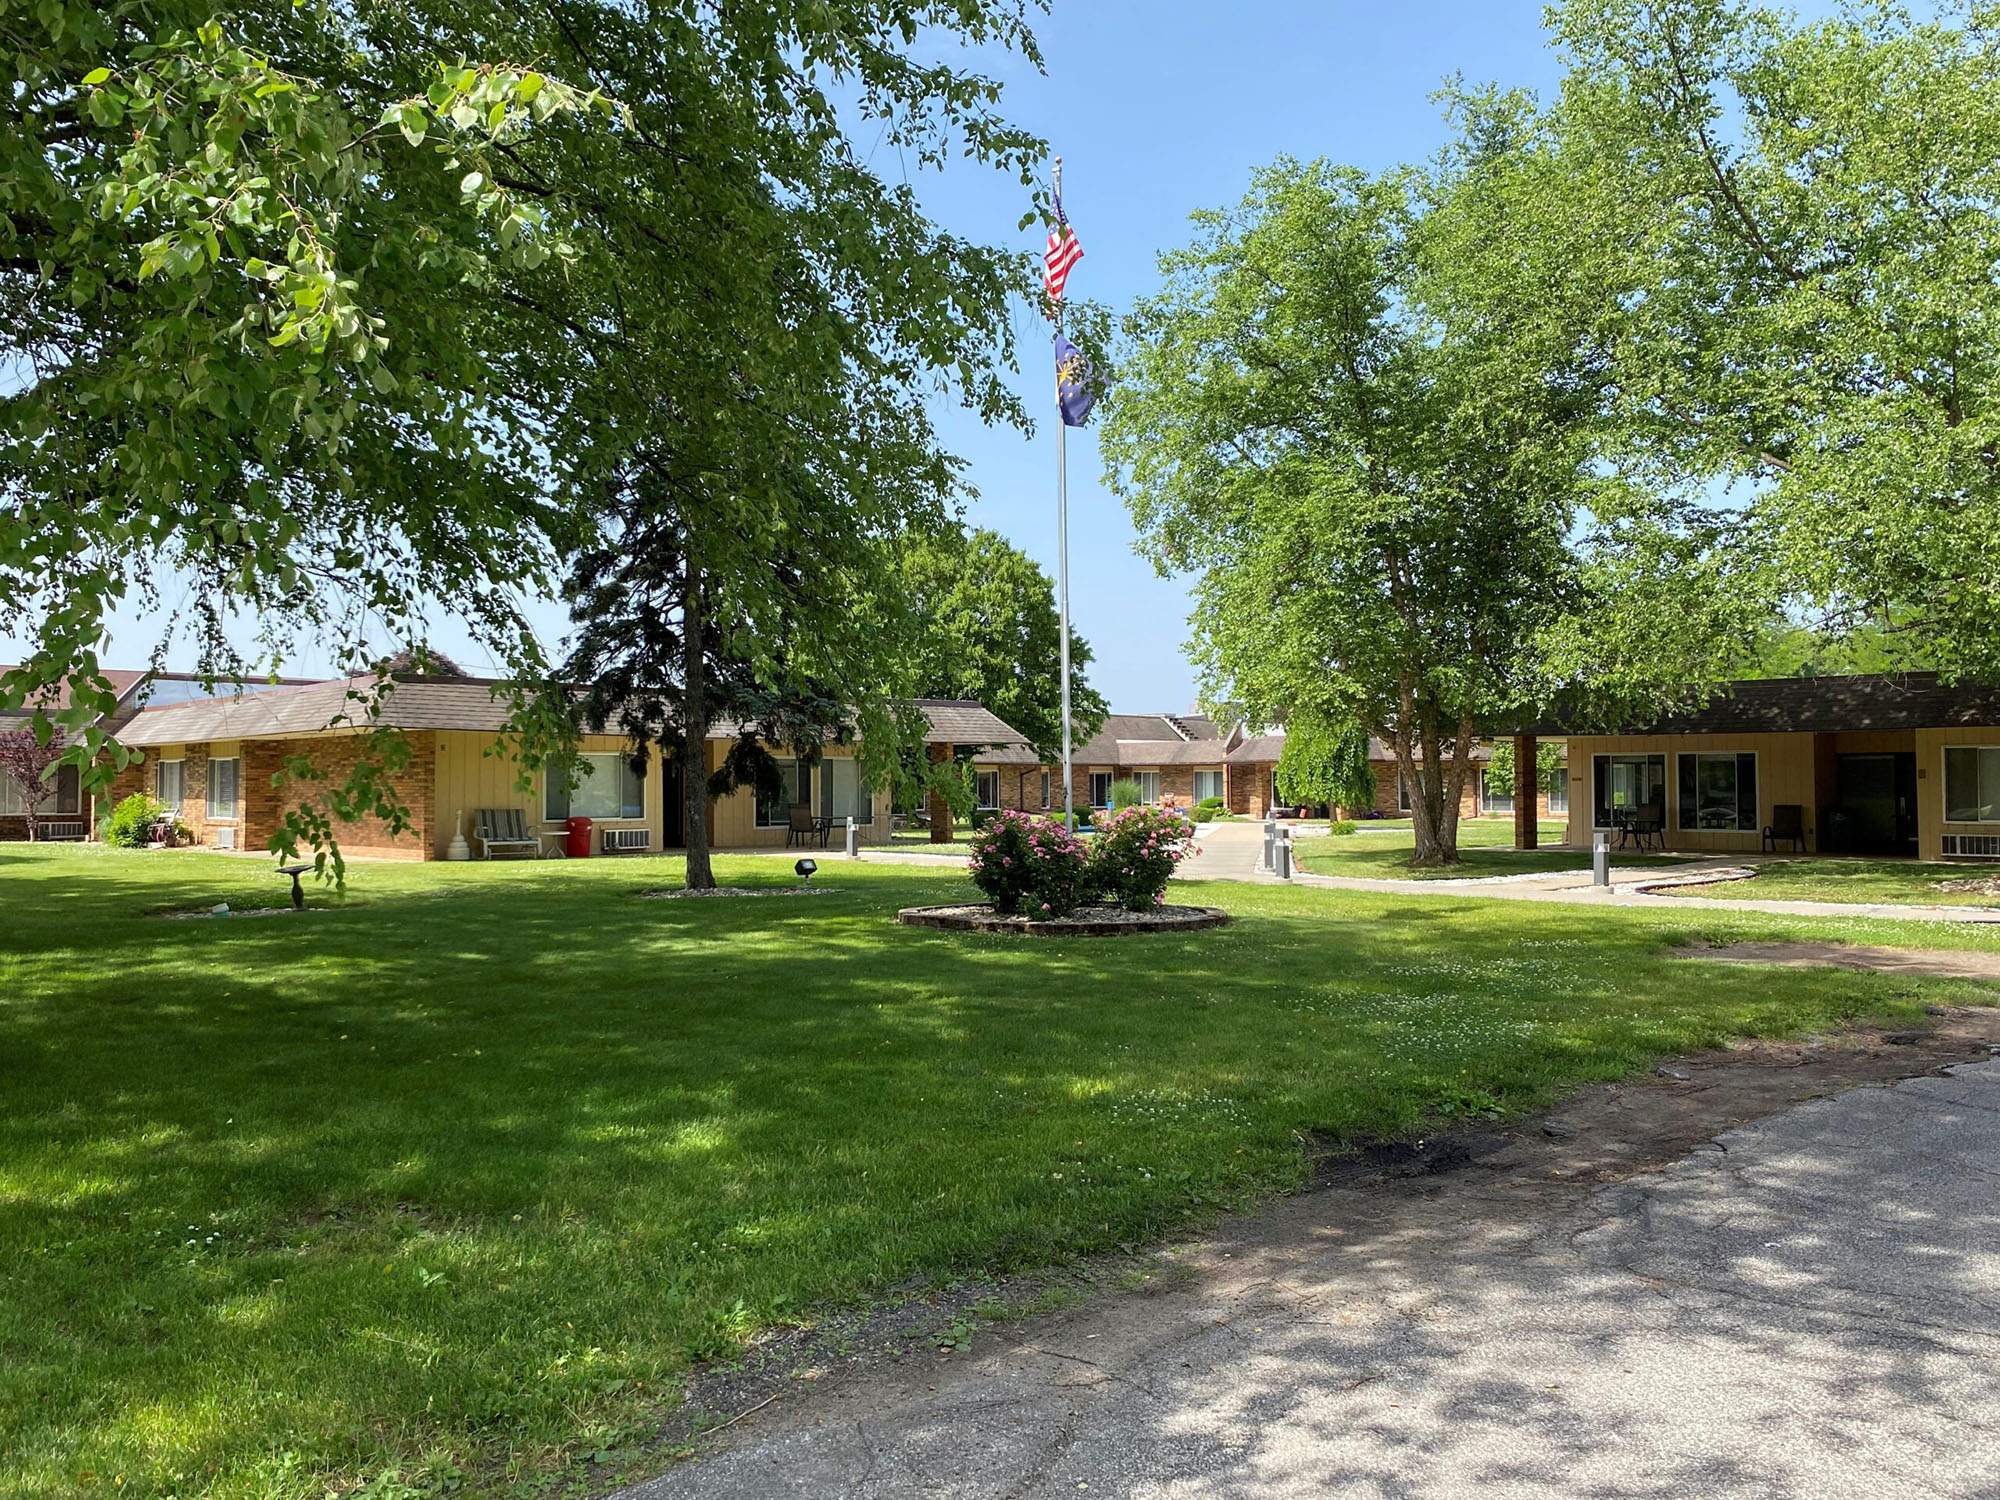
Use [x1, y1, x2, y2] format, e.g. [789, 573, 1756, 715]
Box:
[896, 902, 1231, 937]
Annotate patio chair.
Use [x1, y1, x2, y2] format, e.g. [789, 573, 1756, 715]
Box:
[785, 803, 817, 848]
[1627, 798, 1667, 852]
[472, 808, 541, 859]
[1763, 803, 1808, 854]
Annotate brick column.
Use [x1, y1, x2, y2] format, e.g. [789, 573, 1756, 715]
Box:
[1513, 734, 1538, 850]
[927, 742, 954, 843]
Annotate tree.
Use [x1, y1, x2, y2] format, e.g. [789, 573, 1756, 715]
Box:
[1483, 737, 1564, 799]
[0, 725, 68, 841]
[1274, 717, 1376, 813]
[1552, 0, 2000, 681]
[1105, 106, 1621, 866]
[5, 0, 1048, 868]
[895, 527, 1108, 761]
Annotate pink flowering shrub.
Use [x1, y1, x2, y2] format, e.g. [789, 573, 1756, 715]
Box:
[967, 808, 1091, 918]
[1088, 803, 1198, 910]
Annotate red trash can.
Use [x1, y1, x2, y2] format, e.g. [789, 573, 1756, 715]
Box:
[565, 815, 594, 858]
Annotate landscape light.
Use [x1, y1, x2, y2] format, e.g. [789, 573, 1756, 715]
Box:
[795, 858, 817, 884]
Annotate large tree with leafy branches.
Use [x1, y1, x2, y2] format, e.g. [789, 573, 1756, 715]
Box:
[3, 0, 1051, 866]
[1105, 101, 1632, 866]
[1551, 0, 2000, 682]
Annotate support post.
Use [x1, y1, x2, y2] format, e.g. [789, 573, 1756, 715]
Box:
[1055, 154, 1075, 836]
[1513, 733, 1538, 851]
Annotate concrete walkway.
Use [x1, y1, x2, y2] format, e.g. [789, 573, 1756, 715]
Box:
[1184, 820, 2000, 925]
[619, 1028, 2000, 1500]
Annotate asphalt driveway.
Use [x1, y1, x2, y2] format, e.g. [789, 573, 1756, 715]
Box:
[621, 1019, 2000, 1500]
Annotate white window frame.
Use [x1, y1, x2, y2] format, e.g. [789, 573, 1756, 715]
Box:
[1943, 745, 2000, 825]
[1676, 751, 1759, 834]
[546, 751, 646, 822]
[819, 757, 873, 826]
[752, 758, 806, 828]
[1592, 753, 1667, 832]
[974, 769, 1000, 810]
[1398, 772, 1411, 814]
[155, 757, 185, 808]
[1192, 769, 1224, 803]
[1040, 769, 1051, 809]
[1548, 764, 1569, 815]
[1088, 771, 1112, 808]
[1479, 769, 1515, 817]
[206, 756, 240, 821]
[1134, 770, 1161, 804]
[0, 774, 18, 816]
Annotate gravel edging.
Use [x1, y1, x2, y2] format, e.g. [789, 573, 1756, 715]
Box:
[641, 887, 843, 900]
[896, 902, 1230, 937]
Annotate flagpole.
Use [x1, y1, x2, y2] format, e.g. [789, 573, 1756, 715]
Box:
[1054, 156, 1075, 835]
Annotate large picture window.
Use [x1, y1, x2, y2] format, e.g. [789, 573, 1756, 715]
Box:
[155, 758, 185, 808]
[819, 758, 873, 826]
[1676, 753, 1757, 832]
[546, 752, 645, 822]
[0, 765, 78, 816]
[752, 758, 805, 828]
[206, 757, 239, 820]
[1479, 770, 1514, 816]
[1548, 763, 1569, 815]
[1135, 770, 1161, 804]
[1089, 771, 1112, 807]
[1944, 746, 2000, 824]
[1192, 769, 1223, 802]
[1592, 754, 1666, 830]
[974, 770, 1000, 809]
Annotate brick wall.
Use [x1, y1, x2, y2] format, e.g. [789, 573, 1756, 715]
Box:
[258, 732, 437, 860]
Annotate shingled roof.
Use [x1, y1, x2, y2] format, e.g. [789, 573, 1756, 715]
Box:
[1512, 673, 2000, 737]
[117, 677, 1033, 750]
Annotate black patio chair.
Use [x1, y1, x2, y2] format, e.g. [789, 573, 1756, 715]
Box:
[1763, 803, 1808, 854]
[785, 803, 817, 848]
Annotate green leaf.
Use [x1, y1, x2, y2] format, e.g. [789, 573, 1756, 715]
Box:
[81, 66, 111, 86]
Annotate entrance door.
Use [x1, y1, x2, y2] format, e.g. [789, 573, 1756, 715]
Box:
[1835, 753, 1917, 855]
[660, 760, 685, 849]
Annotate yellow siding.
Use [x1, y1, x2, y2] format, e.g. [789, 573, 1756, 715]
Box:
[433, 731, 660, 858]
[707, 744, 892, 848]
[1917, 726, 2000, 861]
[1561, 733, 1818, 852]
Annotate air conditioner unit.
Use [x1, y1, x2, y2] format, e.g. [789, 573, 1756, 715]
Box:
[1941, 834, 2000, 859]
[601, 827, 651, 854]
[214, 826, 237, 850]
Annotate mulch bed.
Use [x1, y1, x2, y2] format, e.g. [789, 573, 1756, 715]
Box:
[640, 886, 843, 900]
[896, 902, 1230, 937]
[1934, 874, 2000, 897]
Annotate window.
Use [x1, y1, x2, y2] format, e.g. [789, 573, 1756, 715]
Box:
[1, 764, 78, 816]
[1945, 746, 2000, 824]
[1676, 753, 1758, 832]
[546, 752, 645, 822]
[1040, 769, 1051, 809]
[1479, 770, 1515, 817]
[1398, 772, 1411, 813]
[155, 758, 185, 808]
[1548, 764, 1569, 815]
[206, 757, 240, 820]
[1089, 771, 1112, 807]
[1592, 754, 1666, 829]
[975, 770, 1000, 809]
[820, 758, 873, 826]
[1192, 769, 1223, 803]
[752, 758, 805, 828]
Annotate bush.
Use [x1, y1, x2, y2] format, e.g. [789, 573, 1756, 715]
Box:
[1193, 796, 1226, 821]
[1087, 803, 1198, 911]
[1327, 819, 1357, 836]
[1108, 777, 1144, 811]
[967, 809, 1092, 919]
[104, 793, 168, 849]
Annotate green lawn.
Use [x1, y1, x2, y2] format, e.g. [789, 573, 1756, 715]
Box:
[1296, 820, 1684, 880]
[4, 844, 1994, 1499]
[1662, 857, 2000, 908]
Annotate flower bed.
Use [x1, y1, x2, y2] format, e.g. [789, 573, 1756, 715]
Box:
[967, 805, 1202, 920]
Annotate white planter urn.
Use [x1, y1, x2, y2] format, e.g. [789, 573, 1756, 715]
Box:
[445, 808, 471, 862]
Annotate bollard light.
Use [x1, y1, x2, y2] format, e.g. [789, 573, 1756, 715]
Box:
[795, 858, 817, 884]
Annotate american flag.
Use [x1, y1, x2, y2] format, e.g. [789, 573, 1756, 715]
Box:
[1044, 192, 1084, 302]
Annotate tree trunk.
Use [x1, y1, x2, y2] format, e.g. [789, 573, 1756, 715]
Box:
[681, 569, 716, 891]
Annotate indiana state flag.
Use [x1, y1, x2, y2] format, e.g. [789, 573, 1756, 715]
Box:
[1055, 332, 1094, 427]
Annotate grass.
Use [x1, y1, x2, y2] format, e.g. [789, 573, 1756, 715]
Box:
[4, 844, 1995, 1499]
[1662, 857, 2000, 908]
[883, 832, 975, 856]
[1295, 819, 1684, 880]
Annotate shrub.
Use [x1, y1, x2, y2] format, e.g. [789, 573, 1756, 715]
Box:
[1088, 803, 1198, 911]
[1108, 777, 1144, 811]
[1193, 796, 1226, 821]
[967, 809, 1092, 919]
[1327, 819, 1357, 836]
[104, 793, 168, 849]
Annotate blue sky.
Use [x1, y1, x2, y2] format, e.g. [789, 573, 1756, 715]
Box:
[922, 0, 1566, 711]
[20, 1, 1577, 699]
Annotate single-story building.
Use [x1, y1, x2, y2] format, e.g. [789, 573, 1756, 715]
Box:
[1512, 672, 2000, 860]
[1222, 733, 1569, 822]
[969, 712, 1237, 816]
[87, 669, 1031, 859]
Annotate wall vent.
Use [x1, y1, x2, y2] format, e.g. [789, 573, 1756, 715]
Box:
[1941, 834, 2000, 859]
[601, 827, 651, 854]
[213, 826, 236, 850]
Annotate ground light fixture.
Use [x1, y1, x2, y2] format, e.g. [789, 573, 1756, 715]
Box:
[795, 858, 817, 884]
